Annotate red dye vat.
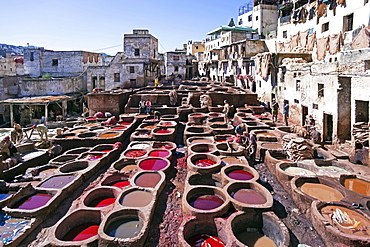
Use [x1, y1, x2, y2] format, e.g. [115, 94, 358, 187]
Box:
[149, 150, 170, 158]
[119, 122, 131, 125]
[188, 234, 225, 247]
[227, 170, 254, 181]
[100, 150, 112, 153]
[139, 159, 168, 170]
[154, 143, 173, 150]
[125, 150, 147, 158]
[189, 195, 224, 210]
[87, 117, 96, 120]
[13, 193, 53, 210]
[216, 140, 226, 142]
[63, 223, 99, 241]
[195, 159, 216, 167]
[111, 181, 130, 188]
[85, 155, 103, 160]
[192, 114, 204, 117]
[89, 197, 115, 207]
[112, 126, 127, 130]
[162, 123, 174, 126]
[155, 129, 171, 134]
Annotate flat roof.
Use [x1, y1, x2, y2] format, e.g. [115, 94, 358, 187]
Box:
[0, 95, 75, 105]
[207, 26, 257, 35]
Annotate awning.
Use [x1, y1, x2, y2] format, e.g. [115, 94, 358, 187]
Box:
[207, 26, 257, 36]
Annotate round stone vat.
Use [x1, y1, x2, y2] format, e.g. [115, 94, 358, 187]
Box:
[311, 201, 370, 247]
[59, 161, 89, 173]
[77, 132, 97, 138]
[99, 209, 147, 245]
[191, 107, 208, 113]
[56, 133, 76, 139]
[90, 144, 114, 153]
[188, 143, 217, 156]
[221, 165, 259, 184]
[314, 160, 353, 177]
[69, 127, 88, 133]
[130, 130, 152, 141]
[152, 141, 176, 152]
[258, 142, 283, 162]
[276, 162, 317, 182]
[121, 149, 148, 160]
[158, 120, 177, 128]
[188, 113, 208, 124]
[50, 154, 78, 165]
[128, 141, 151, 150]
[132, 171, 164, 189]
[339, 174, 370, 198]
[264, 150, 293, 173]
[53, 209, 101, 244]
[208, 106, 224, 112]
[78, 152, 105, 161]
[148, 149, 172, 160]
[110, 125, 128, 131]
[274, 126, 293, 138]
[101, 174, 130, 189]
[216, 142, 244, 156]
[65, 147, 91, 155]
[188, 173, 222, 187]
[214, 135, 232, 143]
[119, 188, 154, 208]
[84, 187, 120, 208]
[138, 123, 157, 130]
[225, 182, 273, 211]
[186, 136, 214, 147]
[207, 112, 223, 119]
[183, 186, 229, 217]
[112, 159, 137, 173]
[98, 131, 120, 139]
[152, 127, 175, 141]
[8, 190, 56, 214]
[292, 177, 346, 211]
[83, 122, 100, 128]
[221, 156, 248, 166]
[32, 165, 58, 179]
[89, 126, 105, 132]
[161, 114, 179, 122]
[229, 211, 290, 247]
[187, 153, 222, 174]
[143, 116, 160, 123]
[138, 158, 170, 172]
[119, 115, 135, 123]
[253, 130, 278, 142]
[37, 174, 77, 189]
[178, 217, 227, 247]
[210, 123, 234, 135]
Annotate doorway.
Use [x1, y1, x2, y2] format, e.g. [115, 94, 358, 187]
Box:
[302, 105, 308, 126]
[323, 113, 333, 143]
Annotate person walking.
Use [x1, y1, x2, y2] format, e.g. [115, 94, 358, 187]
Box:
[145, 100, 152, 114]
[283, 100, 289, 126]
[242, 131, 257, 164]
[222, 100, 230, 123]
[271, 99, 279, 123]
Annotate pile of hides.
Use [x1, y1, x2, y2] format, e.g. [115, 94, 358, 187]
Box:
[282, 134, 314, 161]
[352, 122, 369, 147]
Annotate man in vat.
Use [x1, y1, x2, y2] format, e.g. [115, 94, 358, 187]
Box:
[145, 100, 152, 114]
[310, 127, 322, 145]
[235, 123, 246, 135]
[242, 131, 257, 164]
[271, 99, 279, 123]
[0, 136, 12, 159]
[283, 100, 289, 126]
[48, 140, 63, 158]
[11, 122, 23, 144]
[153, 110, 161, 120]
[222, 100, 230, 122]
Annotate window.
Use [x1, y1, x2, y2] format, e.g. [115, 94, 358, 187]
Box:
[322, 22, 329, 32]
[296, 80, 301, 91]
[248, 15, 252, 22]
[174, 66, 179, 72]
[173, 56, 180, 61]
[3, 65, 6, 69]
[134, 49, 140, 56]
[30, 52, 34, 61]
[294, 99, 299, 104]
[313, 103, 318, 109]
[239, 19, 243, 25]
[114, 73, 120, 82]
[318, 83, 324, 97]
[255, 16, 258, 21]
[283, 31, 287, 38]
[52, 59, 58, 66]
[130, 79, 136, 87]
[195, 46, 198, 49]
[364, 60, 370, 71]
[343, 14, 353, 32]
[129, 66, 135, 73]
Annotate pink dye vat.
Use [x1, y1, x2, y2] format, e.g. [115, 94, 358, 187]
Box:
[189, 195, 224, 210]
[149, 150, 170, 158]
[195, 159, 216, 167]
[227, 170, 254, 181]
[13, 193, 53, 210]
[139, 159, 168, 170]
[125, 150, 147, 158]
[100, 149, 112, 153]
[63, 223, 99, 241]
[231, 189, 266, 204]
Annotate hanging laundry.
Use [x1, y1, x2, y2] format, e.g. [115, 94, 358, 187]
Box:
[351, 26, 370, 49]
[284, 41, 291, 52]
[298, 7, 308, 22]
[329, 32, 342, 54]
[316, 36, 329, 61]
[276, 41, 285, 52]
[307, 31, 316, 51]
[291, 33, 299, 48]
[337, 0, 345, 5]
[329, 0, 337, 10]
[299, 30, 310, 47]
[317, 3, 327, 18]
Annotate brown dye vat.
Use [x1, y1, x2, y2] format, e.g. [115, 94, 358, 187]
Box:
[71, 128, 88, 133]
[221, 157, 244, 165]
[64, 135, 75, 138]
[343, 178, 370, 197]
[231, 189, 267, 204]
[134, 173, 161, 188]
[261, 143, 282, 150]
[120, 190, 153, 207]
[83, 123, 100, 127]
[236, 232, 277, 247]
[143, 125, 156, 129]
[189, 138, 213, 145]
[321, 205, 370, 237]
[300, 182, 344, 201]
[98, 132, 119, 138]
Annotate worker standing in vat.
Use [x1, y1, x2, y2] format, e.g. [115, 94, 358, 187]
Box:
[0, 136, 12, 159]
[222, 100, 230, 123]
[11, 122, 23, 144]
[139, 100, 145, 114]
[48, 140, 63, 158]
[242, 131, 257, 164]
[283, 100, 289, 126]
[235, 123, 246, 135]
[153, 110, 161, 120]
[271, 99, 279, 123]
[145, 100, 152, 114]
[310, 127, 322, 145]
[154, 76, 161, 87]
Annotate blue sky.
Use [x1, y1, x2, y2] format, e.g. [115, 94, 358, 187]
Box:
[2, 0, 251, 55]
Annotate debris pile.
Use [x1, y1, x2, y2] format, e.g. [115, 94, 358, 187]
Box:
[352, 122, 369, 148]
[282, 135, 314, 161]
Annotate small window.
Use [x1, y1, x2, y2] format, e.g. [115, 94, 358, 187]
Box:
[30, 52, 34, 61]
[343, 14, 353, 32]
[322, 22, 329, 32]
[293, 72, 297, 78]
[248, 15, 252, 22]
[173, 56, 180, 61]
[313, 103, 319, 109]
[52, 59, 58, 66]
[130, 79, 136, 87]
[255, 16, 259, 21]
[134, 49, 140, 56]
[3, 65, 6, 69]
[114, 73, 120, 82]
[129, 66, 135, 73]
[195, 46, 198, 49]
[283, 31, 287, 38]
[364, 60, 370, 71]
[318, 83, 324, 97]
[10, 68, 12, 72]
[174, 66, 179, 72]
[294, 99, 299, 104]
[296, 80, 301, 91]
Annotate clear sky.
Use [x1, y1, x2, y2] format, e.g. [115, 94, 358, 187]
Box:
[2, 0, 251, 55]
